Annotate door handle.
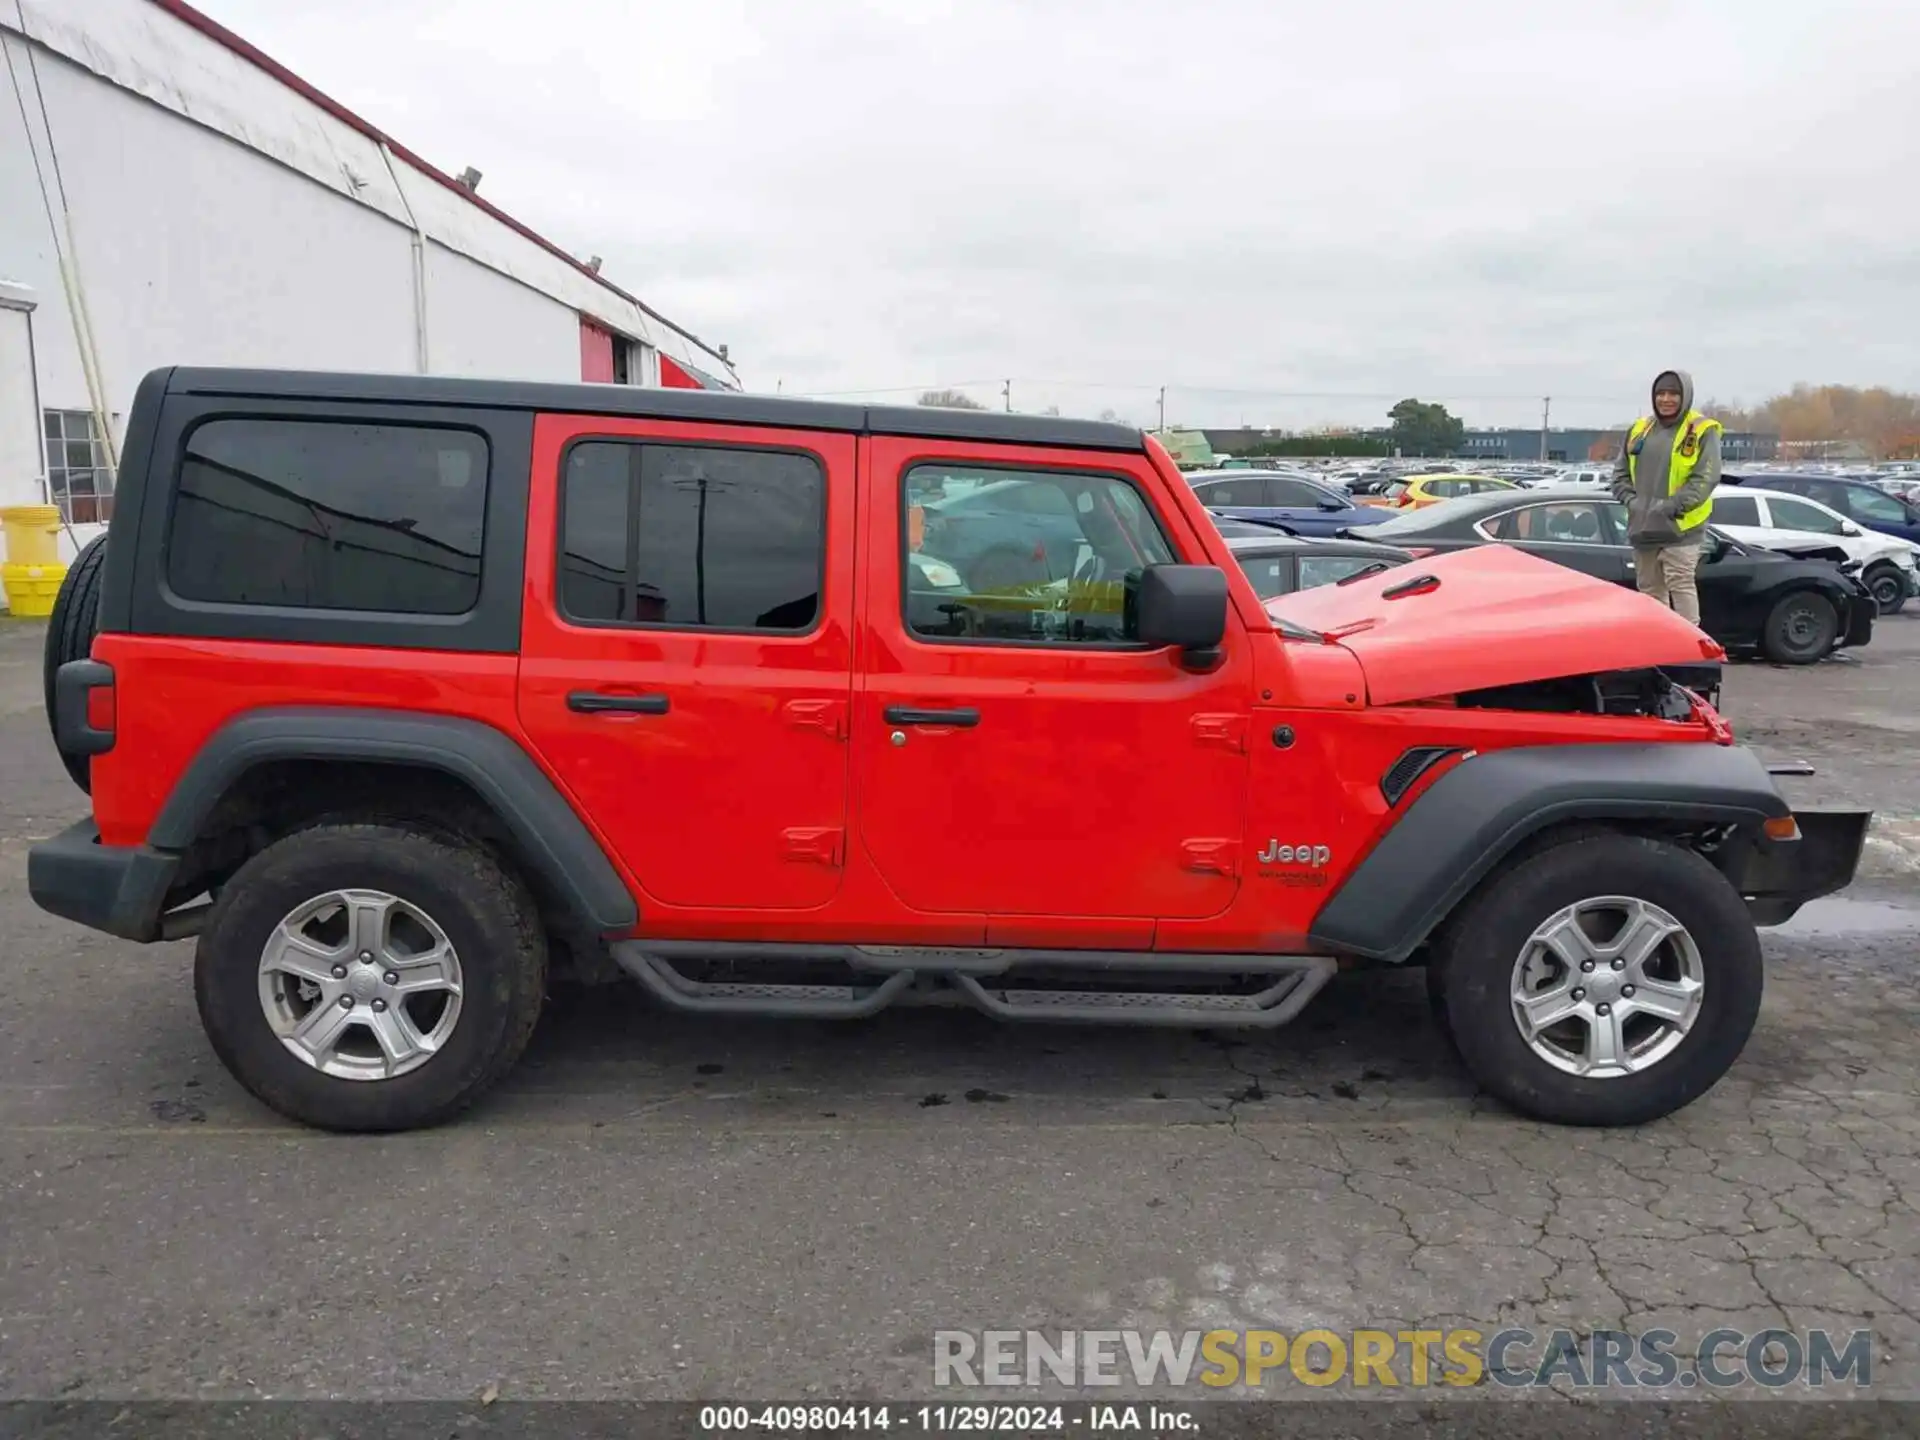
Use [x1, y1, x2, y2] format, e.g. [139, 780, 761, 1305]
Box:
[568, 691, 670, 715]
[883, 705, 980, 728]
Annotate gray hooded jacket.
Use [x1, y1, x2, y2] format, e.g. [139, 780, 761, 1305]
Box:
[1610, 368, 1720, 547]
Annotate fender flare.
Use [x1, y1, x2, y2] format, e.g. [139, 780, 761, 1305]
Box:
[1306, 742, 1789, 964]
[149, 708, 637, 935]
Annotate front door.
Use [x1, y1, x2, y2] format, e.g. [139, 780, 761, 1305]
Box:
[518, 414, 856, 912]
[855, 439, 1252, 923]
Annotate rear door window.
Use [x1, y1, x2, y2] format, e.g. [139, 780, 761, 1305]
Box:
[1709, 493, 1761, 527]
[558, 442, 825, 630]
[168, 418, 488, 614]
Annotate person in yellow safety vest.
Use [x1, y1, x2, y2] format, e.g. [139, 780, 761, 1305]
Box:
[1610, 368, 1721, 626]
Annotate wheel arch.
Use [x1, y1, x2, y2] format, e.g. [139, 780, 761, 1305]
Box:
[1307, 743, 1789, 965]
[151, 708, 637, 937]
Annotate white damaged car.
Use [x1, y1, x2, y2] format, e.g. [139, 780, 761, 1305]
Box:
[1710, 485, 1916, 615]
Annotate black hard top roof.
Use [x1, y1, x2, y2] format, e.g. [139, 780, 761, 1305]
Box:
[160, 367, 1146, 453]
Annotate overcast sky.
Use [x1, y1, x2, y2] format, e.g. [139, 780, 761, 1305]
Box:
[200, 0, 1920, 430]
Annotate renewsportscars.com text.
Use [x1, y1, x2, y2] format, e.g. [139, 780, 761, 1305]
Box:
[933, 1327, 1874, 1390]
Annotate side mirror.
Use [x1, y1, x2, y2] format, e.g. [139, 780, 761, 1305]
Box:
[1136, 564, 1228, 661]
[1840, 521, 1863, 537]
[1703, 533, 1729, 562]
[1318, 496, 1346, 510]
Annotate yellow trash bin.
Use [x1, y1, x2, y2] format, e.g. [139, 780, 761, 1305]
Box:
[2, 562, 65, 617]
[1, 507, 67, 617]
[1, 505, 62, 566]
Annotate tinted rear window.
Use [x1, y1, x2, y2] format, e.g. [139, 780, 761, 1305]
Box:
[168, 418, 488, 614]
[559, 441, 825, 630]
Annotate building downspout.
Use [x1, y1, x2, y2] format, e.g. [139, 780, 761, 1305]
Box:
[379, 141, 430, 373]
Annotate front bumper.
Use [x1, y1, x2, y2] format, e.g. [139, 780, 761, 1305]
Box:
[27, 819, 181, 942]
[1841, 581, 1877, 648]
[1733, 808, 1872, 926]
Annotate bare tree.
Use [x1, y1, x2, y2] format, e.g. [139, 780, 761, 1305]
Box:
[918, 388, 987, 410]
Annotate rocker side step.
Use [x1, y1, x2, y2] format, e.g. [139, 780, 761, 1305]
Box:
[607, 943, 1339, 1028]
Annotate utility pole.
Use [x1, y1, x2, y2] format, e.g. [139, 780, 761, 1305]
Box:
[1158, 386, 1167, 432]
[1003, 379, 1012, 413]
[1540, 396, 1551, 462]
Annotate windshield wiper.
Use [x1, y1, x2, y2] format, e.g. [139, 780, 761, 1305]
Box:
[1272, 616, 1333, 643]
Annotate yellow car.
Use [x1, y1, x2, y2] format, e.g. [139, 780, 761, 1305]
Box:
[1364, 473, 1520, 510]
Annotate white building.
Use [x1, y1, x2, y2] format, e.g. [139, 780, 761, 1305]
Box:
[1, 0, 739, 559]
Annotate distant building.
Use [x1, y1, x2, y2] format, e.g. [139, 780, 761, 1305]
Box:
[2, 0, 737, 555]
[1455, 429, 1779, 463]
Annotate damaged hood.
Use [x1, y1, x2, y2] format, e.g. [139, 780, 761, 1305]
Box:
[1266, 546, 1725, 705]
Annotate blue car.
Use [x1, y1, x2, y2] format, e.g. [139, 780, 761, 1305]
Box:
[1184, 468, 1391, 536]
[1728, 472, 1920, 545]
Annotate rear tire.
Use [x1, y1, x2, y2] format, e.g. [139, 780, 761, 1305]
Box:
[1760, 590, 1838, 665]
[41, 533, 108, 793]
[195, 823, 547, 1132]
[1430, 833, 1762, 1126]
[1863, 562, 1909, 616]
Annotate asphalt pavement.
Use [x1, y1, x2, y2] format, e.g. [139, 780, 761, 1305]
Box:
[1, 614, 1916, 1411]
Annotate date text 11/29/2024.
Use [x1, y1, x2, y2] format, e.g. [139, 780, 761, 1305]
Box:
[699, 1406, 1188, 1433]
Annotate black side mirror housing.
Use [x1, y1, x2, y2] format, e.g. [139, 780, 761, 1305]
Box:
[1136, 564, 1229, 664]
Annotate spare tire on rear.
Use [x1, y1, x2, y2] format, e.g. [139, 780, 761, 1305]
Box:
[42, 533, 108, 794]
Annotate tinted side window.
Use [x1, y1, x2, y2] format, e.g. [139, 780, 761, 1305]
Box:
[1195, 478, 1266, 508]
[1848, 487, 1908, 524]
[905, 465, 1175, 644]
[1709, 493, 1761, 526]
[1237, 553, 1295, 599]
[559, 442, 824, 630]
[1769, 497, 1844, 534]
[1268, 479, 1328, 507]
[169, 418, 488, 614]
[1486, 503, 1607, 542]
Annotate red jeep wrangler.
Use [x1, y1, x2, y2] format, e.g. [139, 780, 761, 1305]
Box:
[31, 368, 1869, 1132]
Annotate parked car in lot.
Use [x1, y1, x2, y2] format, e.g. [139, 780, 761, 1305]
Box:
[1709, 486, 1916, 615]
[1365, 473, 1520, 509]
[30, 371, 1867, 1133]
[1358, 488, 1876, 665]
[1726, 471, 1920, 545]
[1184, 469, 1393, 535]
[1220, 528, 1413, 599]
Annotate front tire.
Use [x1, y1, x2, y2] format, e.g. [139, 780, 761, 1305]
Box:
[1430, 833, 1762, 1126]
[1760, 591, 1838, 665]
[1862, 562, 1909, 616]
[195, 823, 547, 1132]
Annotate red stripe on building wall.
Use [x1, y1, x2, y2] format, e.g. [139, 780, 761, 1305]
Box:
[580, 319, 615, 382]
[658, 355, 702, 389]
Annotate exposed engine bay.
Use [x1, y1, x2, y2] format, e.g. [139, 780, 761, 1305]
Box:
[1455, 664, 1719, 719]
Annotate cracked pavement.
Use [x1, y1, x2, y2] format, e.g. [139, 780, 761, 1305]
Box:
[0, 615, 1916, 1407]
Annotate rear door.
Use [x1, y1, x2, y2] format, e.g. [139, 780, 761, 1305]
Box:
[517, 415, 856, 912]
[1478, 500, 1633, 584]
[859, 439, 1253, 932]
